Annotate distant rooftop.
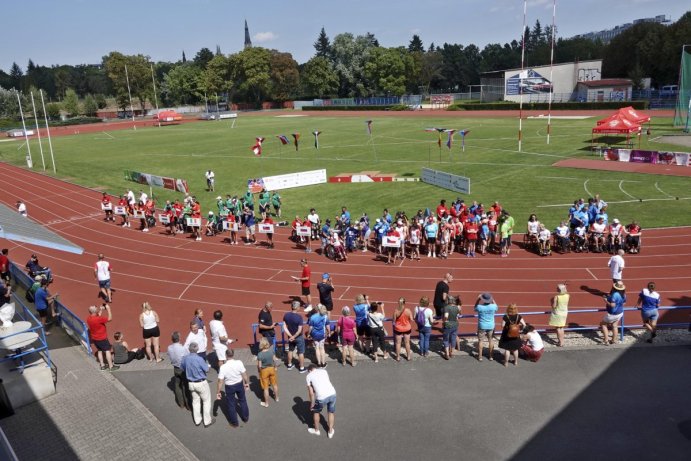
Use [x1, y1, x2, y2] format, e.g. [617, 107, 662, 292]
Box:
[573, 15, 671, 43]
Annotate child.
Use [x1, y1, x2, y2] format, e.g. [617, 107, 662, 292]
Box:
[520, 324, 544, 362]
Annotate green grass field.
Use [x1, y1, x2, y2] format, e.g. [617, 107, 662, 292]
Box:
[1, 113, 690, 229]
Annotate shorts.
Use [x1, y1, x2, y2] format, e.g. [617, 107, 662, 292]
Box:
[98, 279, 111, 289]
[259, 366, 277, 389]
[312, 338, 325, 348]
[301, 286, 311, 296]
[341, 336, 355, 346]
[312, 394, 337, 414]
[213, 343, 228, 360]
[246, 225, 256, 234]
[288, 335, 305, 354]
[426, 237, 437, 244]
[641, 309, 659, 321]
[93, 339, 112, 352]
[356, 324, 370, 337]
[477, 329, 494, 340]
[501, 237, 510, 247]
[602, 312, 623, 324]
[36, 308, 48, 318]
[394, 329, 411, 336]
[143, 326, 160, 339]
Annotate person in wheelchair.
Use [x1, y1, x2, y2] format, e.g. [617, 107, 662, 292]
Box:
[526, 214, 540, 246]
[572, 223, 588, 253]
[589, 217, 607, 253]
[553, 221, 571, 254]
[25, 254, 53, 283]
[291, 215, 303, 243]
[607, 218, 624, 253]
[537, 224, 552, 256]
[625, 220, 642, 253]
[205, 211, 219, 237]
[329, 229, 347, 262]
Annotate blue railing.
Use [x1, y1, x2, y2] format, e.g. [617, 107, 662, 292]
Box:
[9, 263, 91, 354]
[1, 293, 52, 373]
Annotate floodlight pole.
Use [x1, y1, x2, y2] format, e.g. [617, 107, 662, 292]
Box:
[30, 91, 46, 170]
[518, 0, 527, 153]
[40, 90, 56, 173]
[125, 64, 136, 130]
[151, 64, 161, 127]
[16, 91, 33, 168]
[546, 0, 556, 145]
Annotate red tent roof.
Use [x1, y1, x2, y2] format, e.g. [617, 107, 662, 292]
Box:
[617, 106, 651, 124]
[592, 114, 641, 134]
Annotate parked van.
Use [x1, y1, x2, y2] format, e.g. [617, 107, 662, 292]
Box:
[660, 85, 678, 98]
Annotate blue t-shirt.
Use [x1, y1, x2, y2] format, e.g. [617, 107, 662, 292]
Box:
[282, 311, 304, 336]
[181, 353, 209, 381]
[34, 287, 48, 311]
[475, 303, 498, 330]
[308, 313, 328, 340]
[425, 223, 438, 238]
[638, 289, 659, 311]
[606, 291, 626, 315]
[353, 303, 369, 326]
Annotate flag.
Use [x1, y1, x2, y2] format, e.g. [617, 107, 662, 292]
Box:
[251, 136, 265, 156]
[459, 129, 470, 152]
[313, 130, 321, 149]
[366, 120, 373, 135]
[277, 135, 289, 145]
[425, 128, 445, 148]
[445, 129, 456, 150]
[292, 133, 300, 151]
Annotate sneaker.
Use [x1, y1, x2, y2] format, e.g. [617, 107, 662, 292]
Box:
[142, 228, 149, 232]
[100, 365, 107, 371]
[308, 428, 321, 436]
[328, 429, 335, 439]
[286, 364, 295, 370]
[321, 363, 328, 369]
[260, 402, 269, 408]
[298, 367, 307, 373]
[108, 366, 120, 372]
[304, 305, 313, 313]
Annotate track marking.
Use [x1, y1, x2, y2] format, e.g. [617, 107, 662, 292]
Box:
[177, 254, 232, 299]
[654, 182, 674, 198]
[618, 180, 636, 199]
[339, 286, 351, 300]
[267, 269, 283, 281]
[586, 268, 598, 280]
[583, 179, 592, 197]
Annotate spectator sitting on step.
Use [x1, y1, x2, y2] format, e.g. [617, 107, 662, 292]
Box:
[112, 331, 144, 365]
[25, 254, 53, 282]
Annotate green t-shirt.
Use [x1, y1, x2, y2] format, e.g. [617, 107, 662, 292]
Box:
[259, 193, 270, 206]
[443, 304, 459, 330]
[244, 192, 254, 206]
[505, 216, 515, 235]
[271, 193, 281, 207]
[257, 348, 274, 368]
[500, 220, 511, 239]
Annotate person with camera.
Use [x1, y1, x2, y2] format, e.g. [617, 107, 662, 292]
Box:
[87, 303, 119, 371]
[258, 301, 278, 348]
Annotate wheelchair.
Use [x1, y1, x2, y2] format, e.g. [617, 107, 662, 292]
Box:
[553, 234, 571, 254]
[324, 243, 347, 262]
[538, 238, 552, 256]
[571, 234, 588, 253]
[606, 235, 624, 254]
[523, 233, 540, 254]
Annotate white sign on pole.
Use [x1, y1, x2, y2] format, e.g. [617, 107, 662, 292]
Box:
[114, 206, 127, 216]
[261, 169, 327, 191]
[133, 210, 146, 219]
[101, 203, 113, 211]
[258, 224, 275, 234]
[158, 214, 171, 224]
[421, 168, 471, 194]
[296, 226, 311, 237]
[223, 221, 239, 231]
[186, 217, 201, 227]
[382, 236, 401, 248]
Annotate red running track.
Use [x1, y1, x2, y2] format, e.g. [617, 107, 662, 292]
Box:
[1, 162, 690, 348]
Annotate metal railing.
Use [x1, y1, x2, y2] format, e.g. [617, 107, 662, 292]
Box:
[9, 263, 91, 354]
[1, 293, 52, 373]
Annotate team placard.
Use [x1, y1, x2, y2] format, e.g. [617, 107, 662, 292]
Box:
[296, 226, 311, 237]
[186, 217, 202, 227]
[258, 224, 275, 234]
[382, 236, 401, 248]
[114, 206, 127, 216]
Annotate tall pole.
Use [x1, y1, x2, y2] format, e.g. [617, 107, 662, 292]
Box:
[546, 0, 557, 144]
[215, 92, 220, 118]
[125, 64, 136, 130]
[16, 91, 33, 168]
[150, 63, 161, 127]
[40, 90, 56, 173]
[30, 91, 46, 170]
[518, 0, 527, 153]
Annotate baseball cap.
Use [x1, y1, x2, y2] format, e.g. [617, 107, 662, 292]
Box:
[322, 273, 330, 279]
[613, 218, 619, 224]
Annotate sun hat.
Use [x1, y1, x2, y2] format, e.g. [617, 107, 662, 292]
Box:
[480, 293, 492, 303]
[612, 281, 626, 291]
[613, 218, 620, 224]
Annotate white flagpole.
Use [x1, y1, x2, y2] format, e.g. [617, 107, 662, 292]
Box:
[546, 0, 557, 144]
[150, 63, 161, 127]
[16, 91, 33, 168]
[125, 64, 136, 130]
[30, 91, 46, 170]
[518, 0, 527, 153]
[40, 90, 56, 173]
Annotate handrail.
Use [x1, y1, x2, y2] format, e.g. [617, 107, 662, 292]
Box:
[1, 293, 52, 373]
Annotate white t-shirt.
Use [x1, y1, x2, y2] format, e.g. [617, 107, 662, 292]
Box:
[209, 320, 228, 345]
[205, 171, 215, 180]
[139, 192, 148, 204]
[592, 222, 605, 233]
[526, 331, 544, 351]
[308, 213, 319, 225]
[126, 190, 136, 205]
[141, 311, 157, 329]
[218, 360, 246, 386]
[410, 228, 421, 245]
[538, 229, 551, 241]
[555, 225, 569, 237]
[306, 368, 336, 400]
[17, 203, 27, 216]
[94, 260, 111, 281]
[184, 329, 208, 353]
[608, 255, 625, 280]
[527, 221, 540, 234]
[415, 306, 434, 328]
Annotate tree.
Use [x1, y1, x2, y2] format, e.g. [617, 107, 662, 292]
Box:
[46, 102, 61, 120]
[269, 51, 299, 102]
[9, 62, 22, 90]
[408, 35, 424, 53]
[364, 32, 379, 47]
[193, 48, 214, 68]
[197, 54, 231, 102]
[162, 63, 201, 105]
[301, 56, 338, 98]
[364, 47, 410, 96]
[229, 47, 272, 104]
[314, 27, 332, 59]
[83, 94, 98, 116]
[103, 52, 153, 111]
[331, 33, 377, 97]
[62, 88, 80, 116]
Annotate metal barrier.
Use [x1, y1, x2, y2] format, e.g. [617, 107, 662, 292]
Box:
[9, 263, 91, 354]
[1, 293, 52, 373]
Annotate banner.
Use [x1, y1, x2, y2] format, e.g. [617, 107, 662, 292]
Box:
[421, 168, 471, 194]
[602, 149, 690, 167]
[125, 170, 189, 194]
[259, 169, 327, 191]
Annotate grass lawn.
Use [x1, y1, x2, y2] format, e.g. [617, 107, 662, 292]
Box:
[1, 113, 690, 229]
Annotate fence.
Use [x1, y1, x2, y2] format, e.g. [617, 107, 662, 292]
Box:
[251, 305, 690, 350]
[313, 95, 422, 107]
[9, 263, 91, 354]
[1, 293, 52, 373]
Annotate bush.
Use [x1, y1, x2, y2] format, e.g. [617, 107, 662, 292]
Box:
[302, 105, 396, 111]
[389, 104, 410, 111]
[447, 101, 649, 111]
[50, 117, 102, 127]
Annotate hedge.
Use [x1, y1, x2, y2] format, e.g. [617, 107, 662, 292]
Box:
[302, 105, 397, 111]
[448, 101, 650, 111]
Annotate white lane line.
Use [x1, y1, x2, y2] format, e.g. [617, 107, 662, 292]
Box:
[586, 268, 598, 280]
[267, 269, 283, 281]
[339, 286, 351, 300]
[618, 180, 637, 199]
[654, 182, 674, 198]
[583, 179, 592, 197]
[178, 254, 232, 299]
[537, 197, 691, 208]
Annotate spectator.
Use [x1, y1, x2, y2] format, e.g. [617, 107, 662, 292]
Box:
[257, 301, 277, 346]
[433, 273, 453, 317]
[306, 364, 337, 438]
[87, 304, 118, 371]
[608, 249, 626, 282]
[34, 279, 58, 330]
[308, 304, 329, 368]
[25, 254, 52, 282]
[292, 258, 312, 311]
[498, 303, 525, 367]
[367, 302, 387, 362]
[16, 200, 27, 217]
[0, 249, 10, 284]
[317, 273, 335, 312]
[216, 349, 249, 428]
[336, 306, 357, 366]
[636, 282, 660, 343]
[256, 338, 279, 407]
[0, 277, 11, 306]
[601, 281, 627, 345]
[182, 342, 215, 428]
[415, 296, 434, 358]
[625, 220, 642, 253]
[352, 294, 371, 353]
[475, 293, 498, 361]
[549, 284, 570, 347]
[392, 297, 413, 362]
[184, 321, 208, 361]
[442, 296, 460, 360]
[167, 331, 190, 410]
[112, 332, 144, 365]
[519, 324, 544, 362]
[93, 253, 112, 303]
[283, 301, 306, 372]
[209, 310, 235, 367]
[191, 308, 205, 331]
[139, 302, 162, 362]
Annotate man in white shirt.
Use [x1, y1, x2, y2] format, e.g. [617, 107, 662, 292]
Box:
[608, 249, 625, 282]
[205, 170, 215, 191]
[126, 189, 136, 207]
[209, 310, 235, 366]
[138, 190, 148, 204]
[216, 349, 249, 428]
[306, 364, 337, 438]
[16, 200, 27, 217]
[93, 253, 112, 303]
[184, 321, 208, 361]
[307, 208, 320, 240]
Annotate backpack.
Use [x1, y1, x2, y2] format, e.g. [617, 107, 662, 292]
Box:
[507, 316, 521, 338]
[416, 307, 428, 329]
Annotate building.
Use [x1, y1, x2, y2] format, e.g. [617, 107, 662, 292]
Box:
[575, 79, 633, 102]
[244, 20, 252, 49]
[574, 15, 671, 43]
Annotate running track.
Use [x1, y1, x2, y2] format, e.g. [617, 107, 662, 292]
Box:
[1, 162, 689, 347]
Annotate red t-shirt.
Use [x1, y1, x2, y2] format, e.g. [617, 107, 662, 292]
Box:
[436, 205, 447, 219]
[301, 265, 311, 288]
[191, 203, 201, 218]
[87, 315, 108, 341]
[0, 254, 8, 273]
[465, 222, 479, 240]
[102, 196, 111, 206]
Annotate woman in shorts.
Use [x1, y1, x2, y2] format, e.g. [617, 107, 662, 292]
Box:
[424, 217, 438, 258]
[256, 337, 279, 407]
[336, 306, 357, 366]
[409, 222, 421, 261]
[308, 304, 330, 368]
[367, 302, 387, 362]
[139, 302, 163, 362]
[392, 297, 413, 361]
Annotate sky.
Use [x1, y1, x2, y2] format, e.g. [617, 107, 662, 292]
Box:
[1, 0, 688, 72]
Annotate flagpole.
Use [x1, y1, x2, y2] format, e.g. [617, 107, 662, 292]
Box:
[16, 91, 33, 168]
[546, 0, 556, 145]
[30, 91, 46, 171]
[125, 64, 136, 130]
[518, 0, 527, 153]
[151, 63, 161, 127]
[40, 90, 56, 173]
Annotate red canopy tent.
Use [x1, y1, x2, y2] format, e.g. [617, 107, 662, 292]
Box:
[592, 114, 642, 149]
[154, 110, 183, 123]
[596, 106, 651, 125]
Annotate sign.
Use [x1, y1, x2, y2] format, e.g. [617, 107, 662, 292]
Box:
[421, 168, 471, 194]
[133, 210, 146, 219]
[158, 214, 171, 224]
[258, 224, 275, 234]
[223, 221, 239, 232]
[506, 69, 552, 96]
[260, 169, 327, 191]
[219, 113, 237, 119]
[382, 235, 401, 248]
[296, 226, 311, 237]
[114, 206, 127, 216]
[186, 217, 201, 227]
[101, 203, 113, 211]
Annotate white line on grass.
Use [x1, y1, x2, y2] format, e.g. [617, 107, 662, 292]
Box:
[654, 182, 674, 198]
[537, 197, 691, 207]
[583, 179, 592, 197]
[618, 180, 637, 199]
[102, 131, 115, 139]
